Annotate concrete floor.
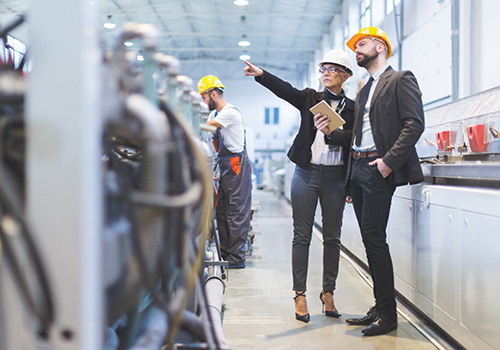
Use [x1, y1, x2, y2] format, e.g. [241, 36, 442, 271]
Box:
[221, 189, 437, 350]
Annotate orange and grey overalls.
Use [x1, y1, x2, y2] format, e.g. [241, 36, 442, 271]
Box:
[213, 123, 252, 266]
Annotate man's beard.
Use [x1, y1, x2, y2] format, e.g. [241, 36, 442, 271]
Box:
[208, 98, 216, 111]
[357, 48, 378, 68]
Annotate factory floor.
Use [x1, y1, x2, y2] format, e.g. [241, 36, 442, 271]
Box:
[221, 189, 437, 350]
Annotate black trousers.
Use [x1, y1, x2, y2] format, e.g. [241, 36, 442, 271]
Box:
[350, 157, 397, 318]
[290, 164, 346, 292]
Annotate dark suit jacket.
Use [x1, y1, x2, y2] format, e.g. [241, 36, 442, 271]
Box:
[255, 70, 355, 171]
[328, 66, 425, 187]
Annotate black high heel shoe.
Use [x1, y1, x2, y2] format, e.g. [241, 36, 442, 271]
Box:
[319, 291, 341, 318]
[294, 291, 310, 323]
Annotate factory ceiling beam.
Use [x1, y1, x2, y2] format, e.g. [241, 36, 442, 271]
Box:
[98, 12, 338, 17]
[158, 47, 316, 52]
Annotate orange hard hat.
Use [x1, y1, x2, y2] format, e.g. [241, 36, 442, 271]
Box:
[347, 26, 392, 58]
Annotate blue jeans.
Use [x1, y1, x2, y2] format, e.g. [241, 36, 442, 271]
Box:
[290, 164, 346, 292]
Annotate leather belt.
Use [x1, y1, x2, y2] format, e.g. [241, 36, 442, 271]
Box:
[352, 150, 379, 159]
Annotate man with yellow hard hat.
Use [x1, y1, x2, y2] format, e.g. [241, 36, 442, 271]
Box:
[316, 26, 425, 336]
[198, 75, 252, 269]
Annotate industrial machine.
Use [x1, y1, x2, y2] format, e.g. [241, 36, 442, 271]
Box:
[0, 7, 228, 350]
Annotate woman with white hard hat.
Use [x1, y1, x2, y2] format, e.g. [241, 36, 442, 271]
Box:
[244, 49, 354, 323]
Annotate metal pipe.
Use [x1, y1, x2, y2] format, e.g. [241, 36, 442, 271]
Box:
[399, 0, 404, 71]
[107, 94, 170, 322]
[128, 307, 169, 350]
[193, 275, 219, 349]
[155, 53, 181, 110]
[394, 0, 404, 71]
[451, 0, 460, 100]
[203, 276, 229, 349]
[177, 75, 194, 125]
[205, 251, 220, 280]
[202, 250, 227, 348]
[470, 0, 476, 95]
[129, 93, 169, 278]
[179, 310, 207, 342]
[191, 91, 203, 137]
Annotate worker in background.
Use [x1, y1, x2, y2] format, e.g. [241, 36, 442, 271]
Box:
[315, 27, 425, 336]
[198, 75, 252, 269]
[244, 49, 354, 323]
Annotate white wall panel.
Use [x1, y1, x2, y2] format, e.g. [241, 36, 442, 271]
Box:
[0, 14, 28, 43]
[475, 0, 500, 93]
[402, 5, 452, 105]
[405, 0, 451, 35]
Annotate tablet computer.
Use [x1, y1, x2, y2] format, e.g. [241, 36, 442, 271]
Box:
[309, 100, 346, 131]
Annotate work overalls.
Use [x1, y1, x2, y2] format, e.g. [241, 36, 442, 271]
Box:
[213, 126, 252, 265]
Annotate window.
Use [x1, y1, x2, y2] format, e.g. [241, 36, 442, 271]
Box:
[265, 107, 280, 125]
[1, 35, 27, 71]
[273, 108, 279, 124]
[386, 0, 401, 14]
[359, 0, 371, 28]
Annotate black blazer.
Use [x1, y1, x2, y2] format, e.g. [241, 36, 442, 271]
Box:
[330, 66, 425, 187]
[255, 70, 355, 171]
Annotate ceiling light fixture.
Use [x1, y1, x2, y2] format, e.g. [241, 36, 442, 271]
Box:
[234, 0, 249, 6]
[239, 54, 251, 61]
[238, 40, 251, 47]
[124, 41, 134, 47]
[137, 55, 145, 62]
[103, 15, 116, 29]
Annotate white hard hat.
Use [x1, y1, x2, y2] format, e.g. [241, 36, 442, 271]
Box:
[318, 49, 353, 76]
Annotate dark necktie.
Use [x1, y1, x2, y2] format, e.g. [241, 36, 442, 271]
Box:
[355, 77, 374, 147]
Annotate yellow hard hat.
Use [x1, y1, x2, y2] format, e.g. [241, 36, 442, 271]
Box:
[346, 26, 392, 59]
[197, 75, 225, 94]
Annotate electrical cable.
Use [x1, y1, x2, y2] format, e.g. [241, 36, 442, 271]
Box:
[129, 182, 203, 208]
[0, 46, 54, 337]
[158, 100, 214, 348]
[103, 135, 145, 326]
[102, 40, 214, 347]
[103, 95, 173, 338]
[0, 144, 54, 338]
[104, 102, 177, 343]
[106, 95, 213, 347]
[110, 140, 142, 161]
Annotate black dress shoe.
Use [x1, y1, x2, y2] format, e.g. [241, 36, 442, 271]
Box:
[361, 314, 398, 336]
[346, 306, 378, 325]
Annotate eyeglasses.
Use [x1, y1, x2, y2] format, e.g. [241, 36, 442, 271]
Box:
[319, 66, 346, 75]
